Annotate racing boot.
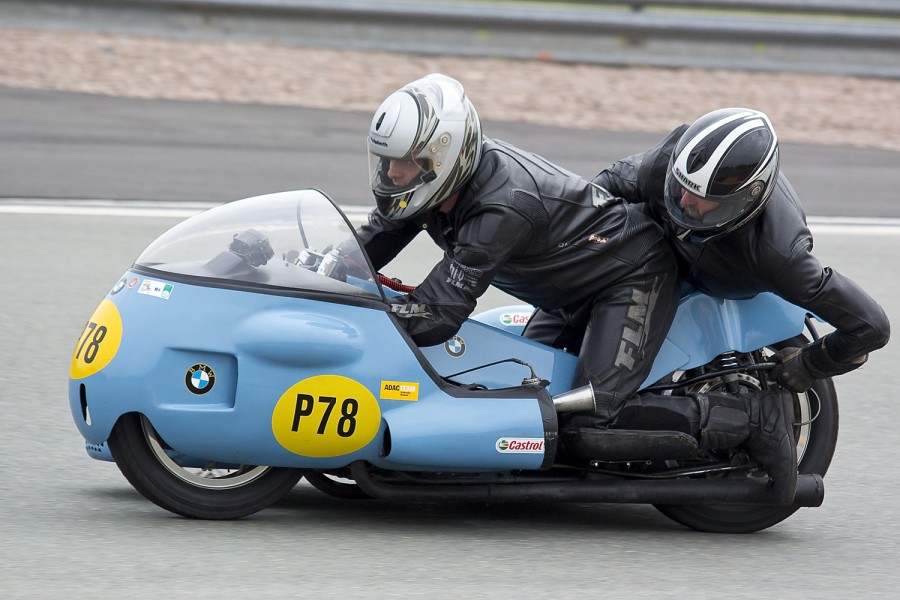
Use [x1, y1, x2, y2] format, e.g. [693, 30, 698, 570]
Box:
[613, 390, 798, 503]
[740, 389, 798, 505]
[559, 392, 751, 461]
[622, 390, 798, 503]
[608, 392, 751, 451]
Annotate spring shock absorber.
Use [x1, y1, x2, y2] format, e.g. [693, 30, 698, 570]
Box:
[717, 351, 740, 370]
[716, 351, 743, 392]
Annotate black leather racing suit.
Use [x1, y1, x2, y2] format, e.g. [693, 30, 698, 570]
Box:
[592, 125, 890, 376]
[357, 138, 680, 416]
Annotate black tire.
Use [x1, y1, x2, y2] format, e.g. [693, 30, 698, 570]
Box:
[304, 470, 374, 500]
[655, 334, 839, 533]
[108, 412, 304, 519]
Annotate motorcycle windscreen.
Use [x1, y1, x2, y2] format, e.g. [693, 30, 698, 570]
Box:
[133, 189, 383, 301]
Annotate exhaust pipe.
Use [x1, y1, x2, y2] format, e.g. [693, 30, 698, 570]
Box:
[349, 461, 824, 508]
[552, 383, 597, 413]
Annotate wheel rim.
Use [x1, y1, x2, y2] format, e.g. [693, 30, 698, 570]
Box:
[793, 388, 815, 463]
[141, 415, 272, 489]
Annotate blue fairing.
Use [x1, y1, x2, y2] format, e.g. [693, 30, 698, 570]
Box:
[69, 190, 809, 473]
[69, 191, 553, 471]
[471, 291, 808, 390]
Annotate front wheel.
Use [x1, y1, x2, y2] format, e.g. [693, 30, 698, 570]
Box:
[655, 334, 839, 533]
[107, 413, 304, 519]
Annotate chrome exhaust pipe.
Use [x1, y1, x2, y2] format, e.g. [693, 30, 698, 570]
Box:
[552, 383, 597, 413]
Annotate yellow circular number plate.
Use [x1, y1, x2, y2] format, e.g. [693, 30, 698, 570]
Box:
[70, 299, 123, 379]
[272, 375, 381, 458]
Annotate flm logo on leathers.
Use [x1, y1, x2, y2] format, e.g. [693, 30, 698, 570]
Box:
[390, 303, 432, 318]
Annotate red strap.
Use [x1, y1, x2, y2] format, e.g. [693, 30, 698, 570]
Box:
[377, 273, 417, 293]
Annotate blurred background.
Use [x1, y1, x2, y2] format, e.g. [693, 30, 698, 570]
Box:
[2, 0, 899, 150]
[2, 2, 899, 598]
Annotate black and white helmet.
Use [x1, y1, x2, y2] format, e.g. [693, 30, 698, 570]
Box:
[367, 73, 483, 220]
[664, 107, 780, 242]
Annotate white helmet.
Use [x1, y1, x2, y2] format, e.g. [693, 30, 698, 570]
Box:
[664, 107, 780, 242]
[367, 73, 483, 220]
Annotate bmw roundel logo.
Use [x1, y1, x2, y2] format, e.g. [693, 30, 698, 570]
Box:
[444, 335, 466, 357]
[111, 277, 127, 295]
[185, 363, 216, 395]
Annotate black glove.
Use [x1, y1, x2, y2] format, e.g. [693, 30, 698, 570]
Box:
[230, 229, 274, 267]
[770, 347, 815, 393]
[771, 338, 867, 393]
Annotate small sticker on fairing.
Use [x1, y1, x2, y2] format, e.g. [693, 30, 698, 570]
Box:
[111, 277, 127, 295]
[138, 279, 174, 300]
[496, 438, 545, 453]
[380, 381, 419, 401]
[499, 312, 531, 327]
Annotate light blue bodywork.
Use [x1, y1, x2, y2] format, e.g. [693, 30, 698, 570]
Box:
[68, 190, 809, 473]
[466, 292, 809, 390]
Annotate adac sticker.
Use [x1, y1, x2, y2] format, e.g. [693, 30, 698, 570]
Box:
[380, 380, 419, 401]
[496, 437, 545, 454]
[185, 364, 216, 395]
[138, 279, 174, 300]
[272, 375, 381, 458]
[499, 312, 531, 327]
[70, 299, 123, 379]
[444, 335, 466, 357]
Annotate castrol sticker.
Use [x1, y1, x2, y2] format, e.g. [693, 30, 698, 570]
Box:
[499, 312, 531, 327]
[272, 375, 381, 458]
[380, 380, 419, 401]
[495, 437, 545, 454]
[70, 299, 123, 380]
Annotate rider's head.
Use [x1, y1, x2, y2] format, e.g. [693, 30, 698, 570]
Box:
[663, 107, 780, 243]
[367, 73, 483, 220]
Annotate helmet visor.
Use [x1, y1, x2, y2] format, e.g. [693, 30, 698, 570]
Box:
[369, 151, 434, 200]
[664, 151, 776, 232]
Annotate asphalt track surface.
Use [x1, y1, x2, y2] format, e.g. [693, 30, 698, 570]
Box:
[1, 87, 899, 598]
[2, 86, 900, 218]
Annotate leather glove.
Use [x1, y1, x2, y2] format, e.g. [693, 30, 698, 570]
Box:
[230, 229, 274, 267]
[770, 346, 815, 393]
[771, 338, 868, 393]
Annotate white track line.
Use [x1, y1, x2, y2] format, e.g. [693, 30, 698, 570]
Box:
[1, 198, 899, 235]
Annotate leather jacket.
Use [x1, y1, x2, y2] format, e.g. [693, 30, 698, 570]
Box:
[592, 126, 890, 367]
[356, 138, 666, 346]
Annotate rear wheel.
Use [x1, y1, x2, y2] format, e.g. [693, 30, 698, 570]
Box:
[108, 413, 304, 519]
[655, 334, 839, 533]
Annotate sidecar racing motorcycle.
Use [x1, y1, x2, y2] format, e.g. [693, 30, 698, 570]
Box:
[69, 190, 836, 533]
